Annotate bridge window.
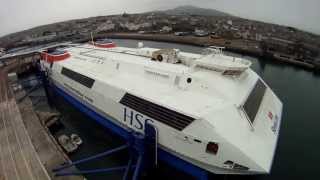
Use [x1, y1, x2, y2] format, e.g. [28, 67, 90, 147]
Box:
[243, 79, 266, 124]
[61, 67, 95, 88]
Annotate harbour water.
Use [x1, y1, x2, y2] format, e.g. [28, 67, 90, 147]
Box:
[51, 39, 320, 180]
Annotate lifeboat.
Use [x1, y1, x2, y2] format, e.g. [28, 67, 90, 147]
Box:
[91, 39, 116, 48]
[41, 49, 70, 63]
[70, 134, 83, 145]
[58, 134, 78, 153]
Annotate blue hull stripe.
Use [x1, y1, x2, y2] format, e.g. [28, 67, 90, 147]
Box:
[52, 84, 208, 179]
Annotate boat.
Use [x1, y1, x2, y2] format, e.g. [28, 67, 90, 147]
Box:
[71, 133, 83, 145]
[58, 134, 78, 153]
[40, 42, 283, 175]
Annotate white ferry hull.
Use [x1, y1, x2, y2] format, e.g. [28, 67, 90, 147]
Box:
[51, 80, 265, 175]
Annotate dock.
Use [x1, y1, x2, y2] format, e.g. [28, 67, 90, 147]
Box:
[0, 64, 83, 180]
[0, 69, 50, 180]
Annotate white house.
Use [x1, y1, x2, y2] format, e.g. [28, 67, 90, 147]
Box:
[160, 26, 173, 33]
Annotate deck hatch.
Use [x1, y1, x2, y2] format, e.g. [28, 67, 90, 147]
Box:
[61, 67, 95, 88]
[120, 93, 195, 131]
[243, 79, 266, 123]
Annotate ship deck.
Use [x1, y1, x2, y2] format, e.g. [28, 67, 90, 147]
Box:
[59, 45, 257, 118]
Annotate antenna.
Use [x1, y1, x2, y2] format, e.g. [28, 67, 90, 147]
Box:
[91, 32, 95, 46]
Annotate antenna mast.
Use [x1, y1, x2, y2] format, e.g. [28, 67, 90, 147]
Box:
[91, 32, 95, 46]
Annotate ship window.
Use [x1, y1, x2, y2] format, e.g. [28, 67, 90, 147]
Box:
[187, 78, 192, 83]
[223, 70, 242, 76]
[120, 93, 195, 131]
[243, 79, 266, 124]
[61, 67, 95, 88]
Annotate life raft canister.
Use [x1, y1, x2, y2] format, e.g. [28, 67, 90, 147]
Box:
[40, 49, 70, 63]
[91, 39, 116, 48]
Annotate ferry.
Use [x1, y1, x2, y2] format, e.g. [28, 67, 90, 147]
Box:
[39, 41, 282, 175]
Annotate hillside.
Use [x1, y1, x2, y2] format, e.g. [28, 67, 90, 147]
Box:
[152, 5, 232, 17]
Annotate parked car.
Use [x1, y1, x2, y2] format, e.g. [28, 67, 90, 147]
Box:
[174, 32, 190, 36]
[194, 29, 209, 37]
[194, 31, 209, 37]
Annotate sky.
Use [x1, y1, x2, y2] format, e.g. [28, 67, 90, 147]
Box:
[0, 0, 319, 37]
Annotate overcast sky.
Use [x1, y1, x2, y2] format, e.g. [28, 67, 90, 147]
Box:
[0, 0, 319, 37]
